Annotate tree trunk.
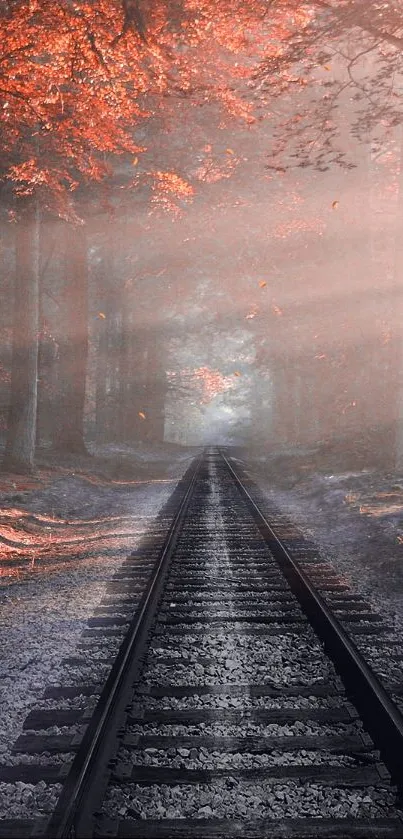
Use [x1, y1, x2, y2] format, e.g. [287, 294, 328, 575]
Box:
[51, 223, 89, 455]
[393, 126, 403, 469]
[119, 301, 132, 441]
[143, 328, 167, 443]
[37, 218, 61, 446]
[123, 326, 148, 441]
[3, 202, 40, 474]
[94, 227, 120, 443]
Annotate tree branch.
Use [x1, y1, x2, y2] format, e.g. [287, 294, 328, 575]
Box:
[112, 0, 148, 47]
[311, 0, 403, 50]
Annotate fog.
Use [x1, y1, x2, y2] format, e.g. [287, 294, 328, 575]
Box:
[81, 115, 400, 466]
[1, 3, 403, 475]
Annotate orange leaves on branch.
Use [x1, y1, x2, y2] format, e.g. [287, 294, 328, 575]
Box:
[0, 0, 320, 216]
[194, 145, 240, 184]
[154, 171, 194, 198]
[150, 170, 194, 215]
[0, 0, 147, 213]
[181, 366, 234, 404]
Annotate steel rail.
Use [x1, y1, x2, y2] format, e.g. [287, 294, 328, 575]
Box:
[44, 452, 204, 839]
[219, 448, 403, 789]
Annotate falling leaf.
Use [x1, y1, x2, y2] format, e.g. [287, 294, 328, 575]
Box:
[397, 535, 403, 544]
[259, 280, 267, 288]
[246, 305, 258, 320]
[233, 371, 241, 377]
[272, 304, 283, 316]
[323, 64, 331, 71]
[138, 411, 146, 420]
[331, 200, 339, 209]
[314, 353, 327, 360]
[132, 157, 139, 166]
[226, 148, 234, 155]
[97, 312, 106, 319]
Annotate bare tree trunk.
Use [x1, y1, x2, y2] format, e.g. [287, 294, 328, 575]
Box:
[123, 326, 148, 441]
[3, 202, 40, 474]
[94, 228, 120, 443]
[393, 126, 403, 469]
[51, 223, 89, 454]
[37, 218, 60, 446]
[143, 328, 167, 443]
[95, 317, 108, 442]
[119, 301, 132, 441]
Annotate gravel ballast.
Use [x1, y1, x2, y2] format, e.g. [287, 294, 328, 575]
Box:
[0, 446, 195, 821]
[100, 455, 402, 827]
[103, 780, 398, 821]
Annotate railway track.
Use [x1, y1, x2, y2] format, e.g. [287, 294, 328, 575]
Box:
[2, 447, 403, 838]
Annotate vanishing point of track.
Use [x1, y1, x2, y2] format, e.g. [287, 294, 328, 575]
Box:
[3, 447, 403, 838]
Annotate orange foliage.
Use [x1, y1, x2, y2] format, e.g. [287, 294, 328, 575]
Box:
[192, 366, 235, 402]
[169, 365, 235, 404]
[150, 170, 194, 215]
[0, 0, 146, 216]
[0, 0, 316, 216]
[193, 146, 240, 184]
[0, 466, 176, 580]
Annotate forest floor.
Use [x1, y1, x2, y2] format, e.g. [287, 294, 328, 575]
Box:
[0, 439, 403, 801]
[0, 440, 201, 786]
[236, 446, 403, 629]
[1, 440, 403, 613]
[0, 440, 201, 585]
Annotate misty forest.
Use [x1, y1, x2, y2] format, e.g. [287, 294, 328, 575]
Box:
[2, 0, 403, 622]
[3, 0, 403, 826]
[1, 9, 403, 576]
[2, 0, 403, 468]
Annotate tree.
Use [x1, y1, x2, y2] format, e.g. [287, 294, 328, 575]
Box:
[3, 199, 40, 472]
[1, 0, 144, 471]
[1, 0, 358, 469]
[51, 222, 89, 454]
[254, 1, 403, 172]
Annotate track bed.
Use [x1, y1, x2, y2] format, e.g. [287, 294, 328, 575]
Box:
[2, 449, 403, 838]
